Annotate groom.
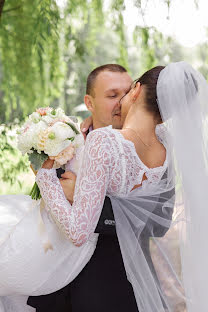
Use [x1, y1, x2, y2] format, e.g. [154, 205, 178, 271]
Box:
[27, 64, 139, 312]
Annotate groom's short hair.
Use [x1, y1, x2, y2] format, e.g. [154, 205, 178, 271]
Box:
[86, 64, 127, 96]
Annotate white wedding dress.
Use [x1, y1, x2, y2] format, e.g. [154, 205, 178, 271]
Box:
[0, 125, 169, 311]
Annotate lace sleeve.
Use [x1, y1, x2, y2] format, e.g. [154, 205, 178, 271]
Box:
[36, 129, 112, 246]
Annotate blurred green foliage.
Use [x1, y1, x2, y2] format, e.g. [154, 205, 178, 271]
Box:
[0, 0, 200, 124]
[0, 0, 61, 122]
[0, 124, 30, 193]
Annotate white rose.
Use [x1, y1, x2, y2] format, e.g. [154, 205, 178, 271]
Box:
[17, 120, 48, 154]
[44, 138, 71, 156]
[31, 121, 48, 150]
[41, 115, 55, 125]
[73, 133, 84, 148]
[50, 122, 75, 141]
[29, 112, 41, 123]
[41, 122, 75, 156]
[17, 132, 33, 154]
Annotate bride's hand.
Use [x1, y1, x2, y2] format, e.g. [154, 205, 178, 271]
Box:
[42, 158, 54, 169]
[60, 171, 76, 204]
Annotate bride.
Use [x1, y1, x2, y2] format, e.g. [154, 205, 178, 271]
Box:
[0, 61, 208, 312]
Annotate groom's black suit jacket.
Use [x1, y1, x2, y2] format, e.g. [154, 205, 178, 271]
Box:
[28, 169, 173, 312]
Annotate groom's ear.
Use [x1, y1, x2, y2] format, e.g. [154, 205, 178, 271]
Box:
[84, 95, 94, 113]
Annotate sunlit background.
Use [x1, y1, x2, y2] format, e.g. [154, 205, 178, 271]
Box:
[123, 0, 208, 48]
[0, 0, 208, 194]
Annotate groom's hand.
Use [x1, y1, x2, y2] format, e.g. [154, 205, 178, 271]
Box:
[60, 171, 76, 204]
[80, 115, 93, 139]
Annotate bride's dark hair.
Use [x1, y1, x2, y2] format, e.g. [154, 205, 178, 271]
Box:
[136, 66, 165, 122]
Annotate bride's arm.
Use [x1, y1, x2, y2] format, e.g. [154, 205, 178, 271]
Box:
[36, 129, 112, 246]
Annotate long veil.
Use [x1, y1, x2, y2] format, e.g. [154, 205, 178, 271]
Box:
[157, 61, 208, 311]
[110, 62, 208, 312]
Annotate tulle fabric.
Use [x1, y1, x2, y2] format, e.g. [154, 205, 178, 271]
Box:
[157, 62, 208, 311]
[109, 61, 208, 312]
[110, 156, 184, 311]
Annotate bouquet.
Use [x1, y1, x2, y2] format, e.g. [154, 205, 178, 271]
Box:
[17, 107, 84, 200]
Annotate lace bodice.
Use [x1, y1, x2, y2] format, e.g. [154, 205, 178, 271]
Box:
[36, 126, 167, 246]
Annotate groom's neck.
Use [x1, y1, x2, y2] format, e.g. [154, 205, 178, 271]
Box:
[92, 120, 111, 130]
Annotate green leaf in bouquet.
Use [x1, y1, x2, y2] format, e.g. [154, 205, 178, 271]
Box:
[30, 182, 42, 200]
[67, 137, 75, 142]
[66, 122, 80, 135]
[28, 150, 48, 171]
[51, 109, 56, 116]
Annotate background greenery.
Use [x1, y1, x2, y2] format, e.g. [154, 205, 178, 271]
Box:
[0, 0, 206, 194]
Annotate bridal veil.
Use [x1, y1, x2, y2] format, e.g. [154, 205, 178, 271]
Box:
[110, 61, 208, 311]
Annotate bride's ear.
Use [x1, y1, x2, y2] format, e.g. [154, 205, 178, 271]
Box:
[131, 82, 141, 102]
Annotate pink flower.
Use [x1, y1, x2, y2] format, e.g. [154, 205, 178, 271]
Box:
[36, 107, 50, 116]
[50, 144, 75, 166]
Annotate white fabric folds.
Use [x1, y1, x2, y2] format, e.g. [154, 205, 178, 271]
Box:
[110, 61, 208, 311]
[110, 159, 182, 311]
[157, 62, 208, 311]
[0, 195, 97, 296]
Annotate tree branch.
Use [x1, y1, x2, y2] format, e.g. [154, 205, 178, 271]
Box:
[0, 0, 5, 19]
[2, 5, 22, 14]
